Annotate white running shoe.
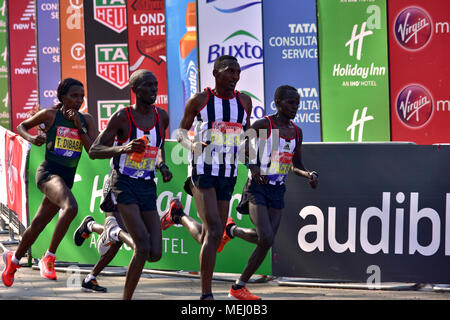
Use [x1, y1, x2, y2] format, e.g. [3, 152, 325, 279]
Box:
[97, 216, 119, 256]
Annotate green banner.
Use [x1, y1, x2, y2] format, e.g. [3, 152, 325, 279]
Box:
[0, 0, 9, 129]
[28, 141, 270, 275]
[318, 0, 390, 142]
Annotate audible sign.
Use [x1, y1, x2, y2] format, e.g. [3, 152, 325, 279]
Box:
[318, 0, 390, 142]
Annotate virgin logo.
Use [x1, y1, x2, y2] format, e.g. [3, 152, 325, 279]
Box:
[397, 85, 433, 128]
[394, 7, 432, 50]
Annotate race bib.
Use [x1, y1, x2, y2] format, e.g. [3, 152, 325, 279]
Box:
[210, 121, 243, 149]
[54, 126, 83, 158]
[123, 145, 158, 179]
[266, 152, 293, 181]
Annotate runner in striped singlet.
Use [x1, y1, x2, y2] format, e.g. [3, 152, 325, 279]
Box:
[160, 55, 252, 300]
[226, 85, 318, 300]
[88, 70, 172, 300]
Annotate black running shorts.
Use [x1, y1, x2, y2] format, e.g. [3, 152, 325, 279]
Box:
[236, 178, 286, 215]
[35, 160, 77, 190]
[184, 174, 237, 201]
[110, 170, 157, 212]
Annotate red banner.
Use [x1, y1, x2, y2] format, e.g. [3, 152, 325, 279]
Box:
[388, 0, 450, 144]
[7, 0, 38, 134]
[126, 0, 168, 113]
[4, 131, 30, 227]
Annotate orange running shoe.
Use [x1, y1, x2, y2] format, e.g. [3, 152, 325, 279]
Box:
[160, 198, 184, 231]
[39, 254, 57, 280]
[228, 285, 261, 300]
[2, 251, 20, 287]
[217, 217, 235, 253]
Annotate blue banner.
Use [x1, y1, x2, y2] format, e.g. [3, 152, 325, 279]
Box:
[165, 0, 199, 137]
[36, 0, 61, 108]
[262, 0, 321, 142]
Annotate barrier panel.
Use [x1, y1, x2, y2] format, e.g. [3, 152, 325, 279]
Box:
[273, 143, 450, 284]
[28, 140, 271, 274]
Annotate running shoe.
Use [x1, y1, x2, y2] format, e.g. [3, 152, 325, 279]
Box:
[81, 278, 108, 293]
[97, 216, 119, 256]
[160, 198, 184, 230]
[217, 217, 235, 253]
[73, 215, 94, 246]
[228, 285, 261, 300]
[39, 254, 57, 280]
[1, 251, 20, 287]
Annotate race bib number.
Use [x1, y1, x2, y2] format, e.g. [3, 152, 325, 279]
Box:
[266, 152, 293, 180]
[123, 146, 158, 179]
[210, 121, 243, 149]
[54, 126, 83, 158]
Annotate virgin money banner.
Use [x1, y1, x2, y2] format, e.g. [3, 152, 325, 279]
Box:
[127, 0, 168, 113]
[0, 0, 9, 129]
[4, 130, 30, 228]
[37, 0, 61, 108]
[59, 0, 88, 113]
[166, 0, 199, 136]
[318, 0, 390, 142]
[84, 0, 129, 131]
[262, 0, 321, 142]
[198, 0, 265, 123]
[273, 143, 450, 284]
[388, 0, 450, 144]
[7, 0, 38, 133]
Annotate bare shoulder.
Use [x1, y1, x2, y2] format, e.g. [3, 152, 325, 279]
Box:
[238, 91, 253, 114]
[186, 90, 209, 113]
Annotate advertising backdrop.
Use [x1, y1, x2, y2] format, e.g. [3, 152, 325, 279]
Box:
[198, 0, 265, 123]
[36, 0, 61, 108]
[262, 0, 321, 142]
[127, 0, 168, 113]
[7, 0, 38, 133]
[84, 0, 130, 131]
[388, 0, 450, 144]
[273, 143, 450, 284]
[0, 0, 8, 129]
[59, 0, 88, 113]
[318, 0, 390, 142]
[28, 141, 271, 275]
[165, 0, 198, 136]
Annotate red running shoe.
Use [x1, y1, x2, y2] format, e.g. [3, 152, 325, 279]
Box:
[217, 217, 235, 253]
[160, 198, 184, 230]
[39, 254, 57, 281]
[2, 251, 20, 287]
[228, 285, 261, 300]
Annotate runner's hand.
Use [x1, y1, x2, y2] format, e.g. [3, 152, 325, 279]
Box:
[250, 165, 268, 185]
[160, 166, 172, 183]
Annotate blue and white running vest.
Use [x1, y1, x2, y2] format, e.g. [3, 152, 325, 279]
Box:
[189, 87, 247, 178]
[111, 106, 163, 180]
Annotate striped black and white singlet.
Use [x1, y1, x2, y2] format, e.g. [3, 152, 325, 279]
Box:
[111, 105, 163, 180]
[253, 116, 299, 185]
[189, 87, 248, 178]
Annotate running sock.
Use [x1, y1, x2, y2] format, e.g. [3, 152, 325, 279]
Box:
[87, 221, 95, 233]
[110, 226, 121, 242]
[172, 210, 185, 225]
[228, 225, 237, 238]
[232, 280, 246, 290]
[84, 274, 96, 283]
[45, 250, 56, 258]
[11, 253, 20, 266]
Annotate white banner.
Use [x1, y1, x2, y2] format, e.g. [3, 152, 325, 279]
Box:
[197, 0, 265, 122]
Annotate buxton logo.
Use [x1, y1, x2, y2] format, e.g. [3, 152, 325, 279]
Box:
[206, 0, 261, 14]
[396, 85, 433, 128]
[208, 30, 263, 71]
[95, 44, 129, 89]
[94, 0, 127, 33]
[394, 7, 432, 50]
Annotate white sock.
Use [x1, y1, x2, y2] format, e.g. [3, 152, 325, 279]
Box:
[110, 226, 121, 242]
[87, 221, 95, 233]
[12, 253, 20, 266]
[84, 274, 96, 283]
[229, 225, 237, 237]
[45, 250, 56, 258]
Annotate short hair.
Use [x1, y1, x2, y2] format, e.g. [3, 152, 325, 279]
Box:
[57, 78, 83, 104]
[213, 55, 238, 71]
[129, 69, 156, 89]
[274, 85, 298, 102]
